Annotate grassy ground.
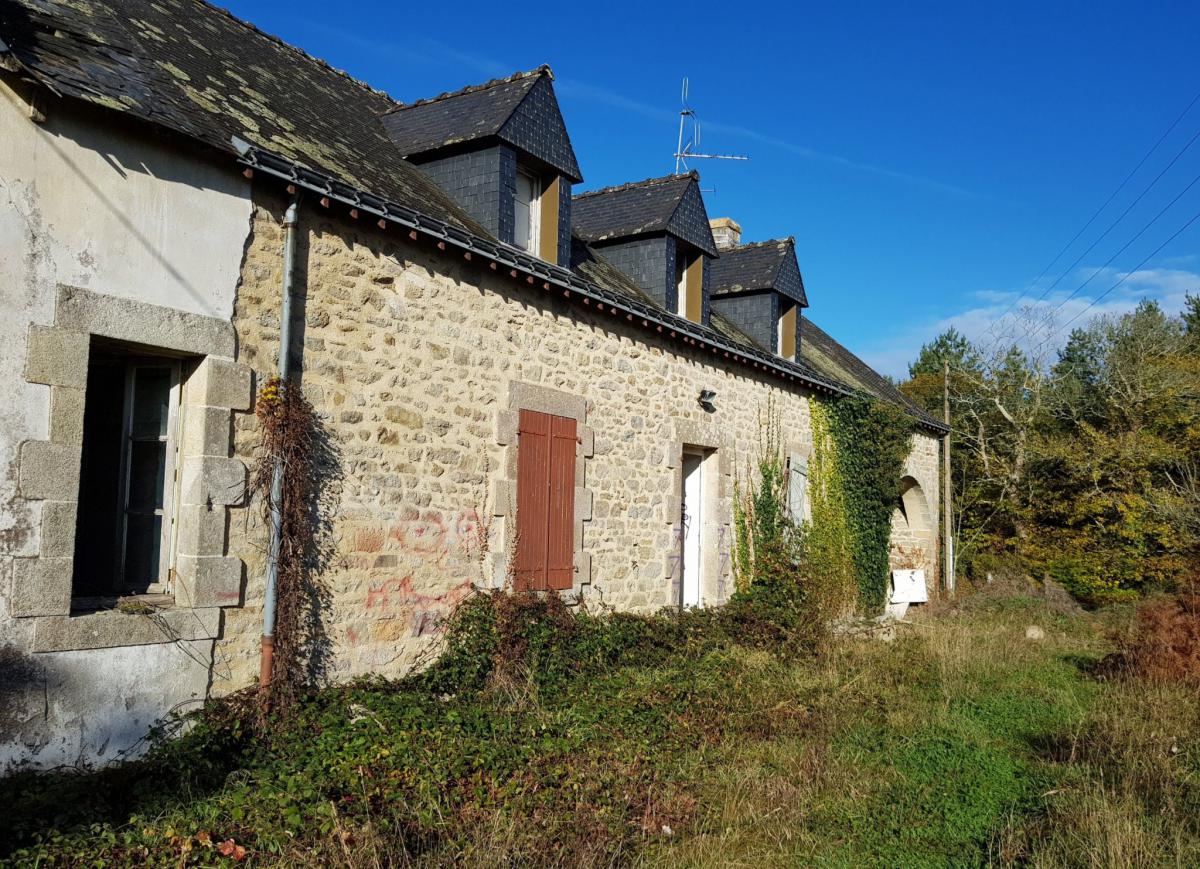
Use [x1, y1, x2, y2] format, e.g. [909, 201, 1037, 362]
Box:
[3, 587, 1198, 867]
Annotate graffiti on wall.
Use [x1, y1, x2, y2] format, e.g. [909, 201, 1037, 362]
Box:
[346, 508, 487, 644]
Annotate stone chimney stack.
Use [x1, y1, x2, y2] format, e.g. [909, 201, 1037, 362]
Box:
[709, 217, 742, 251]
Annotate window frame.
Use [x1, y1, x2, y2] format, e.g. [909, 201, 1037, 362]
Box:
[514, 167, 542, 256]
[115, 359, 184, 595]
[786, 453, 808, 526]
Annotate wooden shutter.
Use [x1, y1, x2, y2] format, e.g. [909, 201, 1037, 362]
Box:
[546, 415, 577, 589]
[514, 409, 576, 591]
[787, 454, 807, 525]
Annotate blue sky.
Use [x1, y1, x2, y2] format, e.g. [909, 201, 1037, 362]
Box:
[226, 0, 1200, 376]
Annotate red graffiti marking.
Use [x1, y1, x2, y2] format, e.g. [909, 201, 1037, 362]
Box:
[365, 576, 472, 613]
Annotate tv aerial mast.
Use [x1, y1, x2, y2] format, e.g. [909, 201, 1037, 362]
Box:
[674, 77, 749, 175]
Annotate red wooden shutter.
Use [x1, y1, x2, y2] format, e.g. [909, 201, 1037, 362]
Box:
[547, 415, 577, 590]
[514, 410, 576, 591]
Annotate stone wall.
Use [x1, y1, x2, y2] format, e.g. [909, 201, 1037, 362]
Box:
[215, 189, 835, 689]
[1, 89, 944, 766]
[888, 433, 942, 593]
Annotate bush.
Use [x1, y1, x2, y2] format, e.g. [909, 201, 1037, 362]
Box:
[1095, 592, 1200, 684]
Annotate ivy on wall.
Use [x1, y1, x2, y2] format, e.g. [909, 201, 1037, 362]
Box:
[803, 401, 858, 617]
[818, 395, 914, 614]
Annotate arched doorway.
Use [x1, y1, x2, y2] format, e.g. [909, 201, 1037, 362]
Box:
[886, 476, 935, 616]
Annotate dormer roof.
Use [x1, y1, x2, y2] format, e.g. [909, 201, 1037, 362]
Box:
[381, 66, 582, 182]
[572, 173, 719, 256]
[708, 238, 808, 307]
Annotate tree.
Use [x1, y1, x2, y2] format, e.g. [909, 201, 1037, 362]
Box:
[899, 300, 1200, 602]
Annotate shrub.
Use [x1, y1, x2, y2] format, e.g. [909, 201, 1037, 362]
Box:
[1095, 592, 1200, 684]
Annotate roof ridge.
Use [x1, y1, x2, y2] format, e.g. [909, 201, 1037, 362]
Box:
[573, 171, 699, 200]
[724, 236, 794, 252]
[201, 1, 402, 106]
[384, 65, 551, 113]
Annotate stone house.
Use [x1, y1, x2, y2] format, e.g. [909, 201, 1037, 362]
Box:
[0, 0, 947, 770]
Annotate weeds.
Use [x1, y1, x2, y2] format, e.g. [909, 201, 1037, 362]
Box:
[2, 586, 1198, 867]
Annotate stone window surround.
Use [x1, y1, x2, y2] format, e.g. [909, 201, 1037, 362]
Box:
[492, 381, 594, 594]
[662, 419, 733, 607]
[13, 285, 252, 652]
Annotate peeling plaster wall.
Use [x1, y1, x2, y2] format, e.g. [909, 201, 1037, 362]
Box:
[0, 83, 251, 771]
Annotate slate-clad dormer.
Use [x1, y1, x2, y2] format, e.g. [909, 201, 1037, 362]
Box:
[706, 223, 809, 360]
[571, 173, 719, 324]
[381, 66, 581, 267]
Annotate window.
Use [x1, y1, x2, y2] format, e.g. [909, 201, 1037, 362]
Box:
[514, 168, 541, 255]
[786, 453, 807, 526]
[73, 347, 182, 600]
[779, 302, 798, 361]
[514, 409, 575, 590]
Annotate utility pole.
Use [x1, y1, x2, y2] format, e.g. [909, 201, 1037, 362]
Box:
[943, 359, 955, 596]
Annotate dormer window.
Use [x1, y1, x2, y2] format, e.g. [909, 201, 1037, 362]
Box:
[514, 168, 541, 255]
[573, 173, 718, 322]
[382, 67, 581, 268]
[707, 228, 808, 360]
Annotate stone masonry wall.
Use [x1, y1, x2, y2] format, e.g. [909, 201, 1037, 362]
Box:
[215, 188, 942, 692]
[217, 191, 806, 688]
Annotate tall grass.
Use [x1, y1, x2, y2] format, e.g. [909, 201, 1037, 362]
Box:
[2, 587, 1197, 867]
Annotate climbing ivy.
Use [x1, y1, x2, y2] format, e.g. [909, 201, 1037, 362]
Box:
[805, 401, 858, 618]
[818, 394, 913, 614]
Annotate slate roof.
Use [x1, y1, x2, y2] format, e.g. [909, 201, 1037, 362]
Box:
[800, 319, 944, 429]
[573, 173, 719, 256]
[0, 0, 944, 431]
[381, 67, 582, 182]
[0, 0, 480, 232]
[708, 238, 809, 307]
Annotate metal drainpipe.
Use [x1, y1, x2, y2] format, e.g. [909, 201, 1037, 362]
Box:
[260, 194, 301, 690]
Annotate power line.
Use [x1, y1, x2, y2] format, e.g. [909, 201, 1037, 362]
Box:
[1033, 126, 1200, 299]
[1022, 168, 1200, 347]
[1031, 205, 1200, 355]
[978, 85, 1200, 354]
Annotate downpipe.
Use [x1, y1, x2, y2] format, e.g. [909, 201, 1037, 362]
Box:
[260, 194, 301, 691]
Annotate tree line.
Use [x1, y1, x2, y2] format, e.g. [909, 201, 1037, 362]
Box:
[900, 295, 1200, 603]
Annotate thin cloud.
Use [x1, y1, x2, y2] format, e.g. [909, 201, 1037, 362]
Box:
[556, 79, 979, 198]
[860, 266, 1200, 378]
[281, 23, 977, 198]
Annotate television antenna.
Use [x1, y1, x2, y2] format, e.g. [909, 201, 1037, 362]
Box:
[674, 77, 749, 174]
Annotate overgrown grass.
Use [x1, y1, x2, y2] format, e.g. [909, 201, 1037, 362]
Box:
[3, 587, 1197, 867]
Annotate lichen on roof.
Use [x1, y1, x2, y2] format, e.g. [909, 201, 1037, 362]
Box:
[0, 0, 477, 230]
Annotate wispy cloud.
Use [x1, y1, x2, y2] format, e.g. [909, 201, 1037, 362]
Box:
[556, 79, 979, 198]
[284, 23, 977, 197]
[290, 23, 513, 89]
[860, 266, 1200, 378]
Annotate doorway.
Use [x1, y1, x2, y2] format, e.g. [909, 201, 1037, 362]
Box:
[680, 449, 705, 608]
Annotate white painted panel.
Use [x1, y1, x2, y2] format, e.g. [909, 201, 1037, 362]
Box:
[891, 569, 928, 604]
[681, 453, 703, 607]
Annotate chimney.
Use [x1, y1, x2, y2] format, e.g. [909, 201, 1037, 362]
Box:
[709, 217, 741, 251]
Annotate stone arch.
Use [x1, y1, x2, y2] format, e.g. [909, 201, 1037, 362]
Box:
[888, 475, 935, 595]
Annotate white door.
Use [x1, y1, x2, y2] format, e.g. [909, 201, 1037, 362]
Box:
[681, 452, 703, 607]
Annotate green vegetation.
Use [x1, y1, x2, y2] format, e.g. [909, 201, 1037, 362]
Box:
[820, 394, 914, 613]
[902, 298, 1200, 602]
[4, 585, 1198, 867]
[730, 397, 909, 620]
